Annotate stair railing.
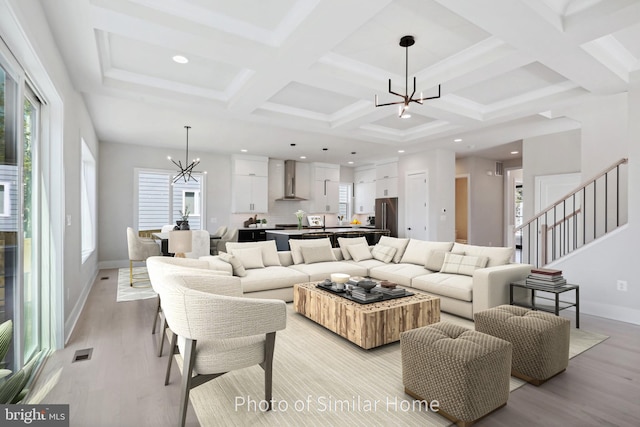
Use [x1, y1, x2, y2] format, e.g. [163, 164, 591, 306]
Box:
[516, 158, 628, 267]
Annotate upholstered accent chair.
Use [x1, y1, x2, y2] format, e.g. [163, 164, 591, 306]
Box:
[126, 227, 161, 287]
[157, 272, 287, 427]
[209, 226, 228, 255]
[216, 227, 238, 253]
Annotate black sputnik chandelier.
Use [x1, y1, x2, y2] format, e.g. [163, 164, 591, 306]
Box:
[374, 35, 441, 118]
[168, 125, 200, 183]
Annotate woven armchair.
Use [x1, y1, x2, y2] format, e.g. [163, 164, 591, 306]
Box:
[157, 273, 287, 427]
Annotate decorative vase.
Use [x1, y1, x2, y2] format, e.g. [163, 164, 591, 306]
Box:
[176, 220, 190, 230]
[297, 218, 302, 230]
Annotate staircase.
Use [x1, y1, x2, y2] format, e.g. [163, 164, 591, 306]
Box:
[516, 158, 628, 268]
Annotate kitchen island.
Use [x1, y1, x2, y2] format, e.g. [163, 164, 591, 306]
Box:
[266, 227, 389, 250]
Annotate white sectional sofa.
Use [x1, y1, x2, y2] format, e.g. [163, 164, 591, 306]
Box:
[192, 236, 531, 320]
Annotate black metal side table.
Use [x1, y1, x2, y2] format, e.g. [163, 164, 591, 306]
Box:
[510, 280, 580, 328]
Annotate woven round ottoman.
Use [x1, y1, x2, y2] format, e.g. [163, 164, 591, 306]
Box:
[474, 305, 570, 386]
[401, 321, 512, 427]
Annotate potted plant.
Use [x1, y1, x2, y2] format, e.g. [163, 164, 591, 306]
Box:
[261, 218, 268, 228]
[176, 207, 190, 230]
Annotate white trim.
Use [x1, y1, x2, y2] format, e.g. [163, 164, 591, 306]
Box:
[64, 270, 97, 344]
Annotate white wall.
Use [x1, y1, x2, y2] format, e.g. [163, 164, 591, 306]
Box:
[1, 0, 100, 343]
[522, 129, 581, 221]
[98, 141, 232, 265]
[399, 149, 455, 241]
[548, 91, 639, 324]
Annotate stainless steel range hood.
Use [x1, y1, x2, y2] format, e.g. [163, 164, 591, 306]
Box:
[275, 160, 307, 201]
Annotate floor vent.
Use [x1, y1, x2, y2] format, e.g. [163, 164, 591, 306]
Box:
[72, 348, 93, 363]
[100, 276, 109, 280]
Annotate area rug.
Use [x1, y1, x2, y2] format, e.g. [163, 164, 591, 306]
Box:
[116, 267, 157, 302]
[185, 305, 608, 426]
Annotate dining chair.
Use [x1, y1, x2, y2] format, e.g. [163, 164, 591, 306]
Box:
[126, 227, 161, 287]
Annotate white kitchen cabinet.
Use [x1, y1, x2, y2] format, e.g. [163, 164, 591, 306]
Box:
[375, 161, 398, 198]
[354, 166, 375, 214]
[310, 163, 340, 213]
[232, 155, 269, 213]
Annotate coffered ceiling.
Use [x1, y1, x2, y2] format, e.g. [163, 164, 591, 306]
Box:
[40, 0, 640, 165]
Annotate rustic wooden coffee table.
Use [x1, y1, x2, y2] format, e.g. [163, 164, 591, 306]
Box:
[293, 282, 440, 349]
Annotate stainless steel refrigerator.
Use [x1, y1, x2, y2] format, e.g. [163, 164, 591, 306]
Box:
[375, 197, 398, 237]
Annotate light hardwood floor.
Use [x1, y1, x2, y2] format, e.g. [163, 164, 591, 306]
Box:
[31, 269, 640, 427]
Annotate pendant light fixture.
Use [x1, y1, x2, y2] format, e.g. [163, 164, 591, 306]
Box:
[374, 35, 441, 118]
[168, 125, 200, 184]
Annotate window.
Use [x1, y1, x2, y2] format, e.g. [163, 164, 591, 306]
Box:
[0, 182, 9, 216]
[338, 183, 352, 221]
[81, 139, 96, 262]
[136, 169, 205, 230]
[183, 190, 200, 217]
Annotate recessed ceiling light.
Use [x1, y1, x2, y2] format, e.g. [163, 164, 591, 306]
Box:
[348, 161, 354, 165]
[300, 156, 306, 159]
[511, 151, 519, 154]
[398, 150, 405, 153]
[240, 149, 248, 153]
[172, 55, 189, 64]
[454, 138, 462, 142]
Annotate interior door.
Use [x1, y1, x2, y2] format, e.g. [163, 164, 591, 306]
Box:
[406, 172, 428, 240]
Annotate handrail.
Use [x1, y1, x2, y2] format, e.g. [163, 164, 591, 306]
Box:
[516, 157, 628, 267]
[515, 158, 627, 233]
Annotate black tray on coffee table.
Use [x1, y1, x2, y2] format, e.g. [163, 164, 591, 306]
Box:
[316, 282, 413, 305]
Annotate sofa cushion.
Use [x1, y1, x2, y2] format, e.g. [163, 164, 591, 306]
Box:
[289, 261, 368, 282]
[347, 243, 373, 262]
[440, 253, 488, 276]
[412, 273, 473, 302]
[400, 240, 454, 265]
[226, 240, 281, 266]
[369, 263, 431, 287]
[371, 244, 397, 263]
[337, 237, 368, 261]
[301, 245, 336, 264]
[232, 246, 265, 269]
[217, 252, 247, 277]
[425, 250, 447, 272]
[347, 258, 387, 271]
[240, 266, 309, 293]
[452, 242, 514, 267]
[377, 236, 410, 263]
[289, 238, 333, 265]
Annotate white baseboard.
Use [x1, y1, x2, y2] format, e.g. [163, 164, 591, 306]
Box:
[99, 259, 136, 270]
[64, 270, 98, 344]
[581, 300, 640, 326]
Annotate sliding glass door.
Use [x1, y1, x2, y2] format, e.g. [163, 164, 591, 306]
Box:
[0, 47, 44, 372]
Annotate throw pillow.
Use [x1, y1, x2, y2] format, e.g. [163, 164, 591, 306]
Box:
[231, 246, 265, 270]
[424, 250, 448, 272]
[440, 253, 489, 276]
[371, 244, 397, 263]
[377, 236, 410, 263]
[301, 245, 336, 264]
[337, 236, 368, 260]
[451, 242, 513, 267]
[346, 243, 373, 262]
[226, 241, 281, 266]
[217, 252, 247, 277]
[289, 238, 333, 265]
[400, 240, 454, 265]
